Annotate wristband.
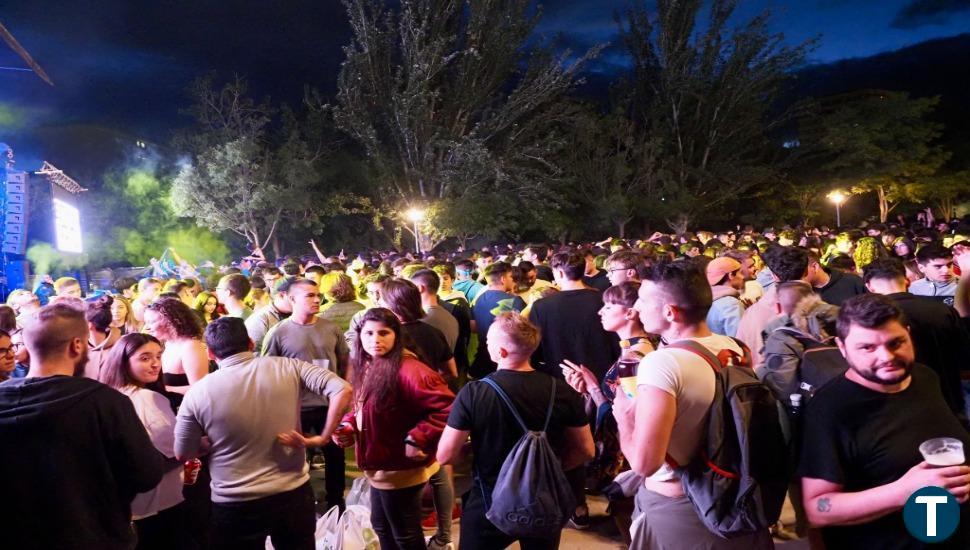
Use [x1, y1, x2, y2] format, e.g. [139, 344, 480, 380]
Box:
[404, 437, 420, 448]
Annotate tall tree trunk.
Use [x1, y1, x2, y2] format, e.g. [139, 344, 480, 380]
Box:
[272, 235, 281, 260]
[878, 186, 889, 223]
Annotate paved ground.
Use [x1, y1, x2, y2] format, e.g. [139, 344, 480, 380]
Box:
[308, 454, 811, 549]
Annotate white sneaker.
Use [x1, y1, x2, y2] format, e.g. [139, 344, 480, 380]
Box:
[426, 535, 454, 550]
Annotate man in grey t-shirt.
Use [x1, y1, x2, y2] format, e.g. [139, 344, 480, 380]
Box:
[245, 278, 294, 353]
[409, 269, 459, 350]
[261, 278, 350, 511]
[176, 316, 350, 549]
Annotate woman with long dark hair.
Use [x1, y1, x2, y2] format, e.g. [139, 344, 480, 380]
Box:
[333, 308, 454, 550]
[100, 333, 186, 549]
[191, 291, 220, 327]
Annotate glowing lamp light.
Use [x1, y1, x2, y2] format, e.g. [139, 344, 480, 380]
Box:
[406, 208, 425, 222]
[827, 190, 847, 227]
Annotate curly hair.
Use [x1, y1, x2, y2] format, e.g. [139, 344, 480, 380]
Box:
[146, 297, 203, 339]
[852, 237, 887, 272]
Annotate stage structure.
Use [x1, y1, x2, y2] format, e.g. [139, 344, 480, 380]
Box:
[36, 161, 87, 254]
[0, 146, 87, 298]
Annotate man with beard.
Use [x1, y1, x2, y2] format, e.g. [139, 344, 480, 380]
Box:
[799, 294, 970, 549]
[0, 303, 165, 548]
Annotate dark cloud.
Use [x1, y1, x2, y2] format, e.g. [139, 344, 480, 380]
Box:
[891, 0, 970, 29]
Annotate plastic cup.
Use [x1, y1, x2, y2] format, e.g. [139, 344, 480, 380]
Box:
[616, 358, 640, 398]
[919, 438, 965, 467]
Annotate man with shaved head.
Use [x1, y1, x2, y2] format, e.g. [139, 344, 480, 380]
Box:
[0, 303, 165, 548]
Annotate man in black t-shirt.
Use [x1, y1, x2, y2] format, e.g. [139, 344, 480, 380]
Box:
[807, 249, 867, 306]
[581, 248, 611, 291]
[438, 312, 593, 550]
[529, 251, 620, 380]
[863, 258, 970, 424]
[799, 294, 970, 549]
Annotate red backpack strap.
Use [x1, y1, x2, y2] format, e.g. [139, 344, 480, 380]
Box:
[660, 338, 746, 472]
[665, 339, 724, 373]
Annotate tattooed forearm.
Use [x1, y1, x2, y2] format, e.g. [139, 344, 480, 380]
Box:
[817, 497, 832, 512]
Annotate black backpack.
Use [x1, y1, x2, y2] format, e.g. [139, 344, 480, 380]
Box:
[475, 376, 575, 539]
[665, 339, 789, 538]
[773, 328, 848, 401]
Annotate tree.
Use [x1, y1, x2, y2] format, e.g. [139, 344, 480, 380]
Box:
[810, 91, 947, 222]
[918, 170, 970, 222]
[616, 0, 814, 224]
[172, 77, 363, 256]
[84, 165, 230, 266]
[330, 0, 600, 230]
[558, 105, 665, 237]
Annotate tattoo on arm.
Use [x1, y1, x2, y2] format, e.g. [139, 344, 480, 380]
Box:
[817, 497, 832, 513]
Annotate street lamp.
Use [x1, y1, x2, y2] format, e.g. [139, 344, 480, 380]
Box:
[828, 190, 847, 228]
[406, 208, 425, 254]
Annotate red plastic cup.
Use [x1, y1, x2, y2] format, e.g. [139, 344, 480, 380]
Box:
[183, 458, 202, 485]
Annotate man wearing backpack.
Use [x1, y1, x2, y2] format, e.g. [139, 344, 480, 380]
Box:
[761, 281, 844, 404]
[437, 312, 594, 550]
[614, 259, 776, 549]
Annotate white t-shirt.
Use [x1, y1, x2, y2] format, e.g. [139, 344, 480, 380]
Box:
[636, 334, 742, 482]
[123, 387, 185, 519]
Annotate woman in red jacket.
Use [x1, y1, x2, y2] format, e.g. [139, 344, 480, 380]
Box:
[334, 307, 454, 550]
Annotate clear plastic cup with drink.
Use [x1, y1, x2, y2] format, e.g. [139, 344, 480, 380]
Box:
[919, 437, 965, 467]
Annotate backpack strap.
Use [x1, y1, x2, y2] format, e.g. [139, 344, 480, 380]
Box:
[480, 377, 529, 433]
[542, 378, 557, 433]
[665, 339, 725, 373]
[660, 339, 747, 473]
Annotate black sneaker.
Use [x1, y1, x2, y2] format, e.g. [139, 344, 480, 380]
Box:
[567, 511, 590, 530]
[309, 454, 325, 470]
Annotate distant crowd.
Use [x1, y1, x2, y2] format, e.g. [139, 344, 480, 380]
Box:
[3, 214, 970, 549]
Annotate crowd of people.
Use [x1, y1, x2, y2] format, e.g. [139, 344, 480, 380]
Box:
[3, 216, 970, 549]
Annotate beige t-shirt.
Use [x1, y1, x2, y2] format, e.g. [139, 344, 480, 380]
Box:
[636, 334, 742, 482]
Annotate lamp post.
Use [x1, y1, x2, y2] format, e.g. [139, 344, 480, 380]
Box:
[828, 190, 846, 228]
[406, 208, 425, 254]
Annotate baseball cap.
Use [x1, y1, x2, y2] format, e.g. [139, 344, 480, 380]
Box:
[706, 257, 742, 286]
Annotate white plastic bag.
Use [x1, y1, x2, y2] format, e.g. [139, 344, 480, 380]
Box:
[315, 505, 342, 550]
[345, 477, 372, 509]
[339, 504, 379, 550]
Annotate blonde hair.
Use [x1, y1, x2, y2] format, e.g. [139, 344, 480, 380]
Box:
[53, 277, 80, 294]
[490, 312, 541, 356]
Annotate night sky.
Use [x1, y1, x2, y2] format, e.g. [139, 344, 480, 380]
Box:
[1, 0, 969, 148]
